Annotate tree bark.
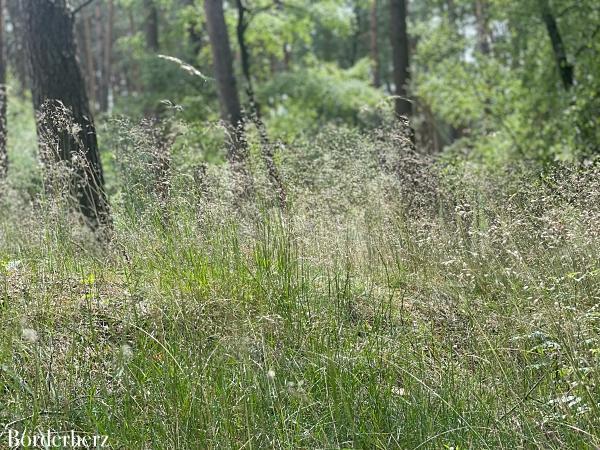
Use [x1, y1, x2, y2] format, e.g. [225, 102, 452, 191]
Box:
[0, 0, 7, 181]
[21, 0, 110, 230]
[370, 0, 380, 87]
[389, 0, 412, 117]
[205, 0, 243, 126]
[474, 0, 490, 55]
[204, 0, 250, 195]
[81, 15, 97, 111]
[144, 0, 160, 52]
[538, 0, 573, 90]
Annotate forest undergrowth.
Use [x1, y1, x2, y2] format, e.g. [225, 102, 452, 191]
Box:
[0, 119, 598, 449]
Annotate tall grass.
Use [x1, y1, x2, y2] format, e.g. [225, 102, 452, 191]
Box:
[0, 119, 598, 448]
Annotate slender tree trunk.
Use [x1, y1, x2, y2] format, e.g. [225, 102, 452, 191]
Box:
[236, 0, 286, 209]
[538, 0, 573, 90]
[82, 15, 97, 111]
[349, 3, 361, 67]
[0, 0, 7, 181]
[389, 0, 412, 117]
[94, 5, 104, 107]
[204, 0, 251, 194]
[370, 0, 380, 87]
[205, 0, 243, 126]
[144, 0, 160, 52]
[474, 0, 490, 55]
[101, 0, 114, 112]
[21, 0, 110, 230]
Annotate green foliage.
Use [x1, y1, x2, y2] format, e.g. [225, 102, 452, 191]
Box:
[412, 0, 600, 162]
[259, 59, 387, 138]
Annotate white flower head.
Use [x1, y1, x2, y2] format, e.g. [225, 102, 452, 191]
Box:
[267, 369, 276, 380]
[392, 386, 406, 396]
[120, 344, 134, 360]
[22, 328, 39, 344]
[6, 260, 21, 272]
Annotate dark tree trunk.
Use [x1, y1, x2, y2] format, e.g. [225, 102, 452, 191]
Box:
[80, 14, 97, 111]
[236, 0, 254, 108]
[539, 0, 573, 90]
[389, 0, 412, 117]
[144, 0, 160, 52]
[474, 0, 490, 55]
[0, 0, 7, 181]
[349, 3, 361, 67]
[205, 0, 242, 126]
[236, 0, 286, 209]
[204, 0, 250, 194]
[21, 0, 110, 230]
[370, 0, 380, 87]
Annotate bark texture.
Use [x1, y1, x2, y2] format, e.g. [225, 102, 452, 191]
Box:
[204, 0, 252, 196]
[21, 0, 110, 230]
[144, 0, 160, 51]
[539, 0, 573, 90]
[389, 0, 412, 117]
[204, 0, 250, 194]
[205, 0, 243, 126]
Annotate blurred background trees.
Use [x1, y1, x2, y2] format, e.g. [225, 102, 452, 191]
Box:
[1, 0, 599, 186]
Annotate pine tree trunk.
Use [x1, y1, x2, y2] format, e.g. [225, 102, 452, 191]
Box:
[474, 0, 490, 55]
[205, 0, 242, 127]
[21, 0, 110, 230]
[144, 0, 160, 52]
[370, 0, 381, 88]
[538, 0, 573, 90]
[389, 0, 412, 117]
[204, 0, 251, 196]
[81, 15, 97, 111]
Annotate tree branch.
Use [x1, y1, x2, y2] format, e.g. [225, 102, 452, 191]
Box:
[72, 0, 96, 17]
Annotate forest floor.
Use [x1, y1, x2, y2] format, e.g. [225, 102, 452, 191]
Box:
[0, 125, 599, 448]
